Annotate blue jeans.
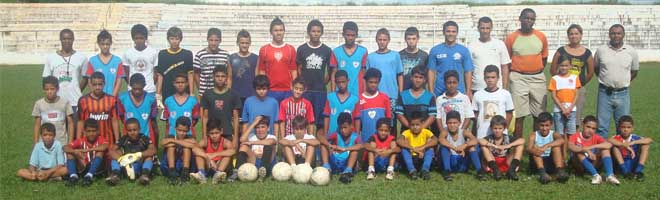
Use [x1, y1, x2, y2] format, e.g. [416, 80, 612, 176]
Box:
[401, 148, 434, 173]
[268, 90, 292, 103]
[553, 111, 576, 135]
[597, 85, 630, 137]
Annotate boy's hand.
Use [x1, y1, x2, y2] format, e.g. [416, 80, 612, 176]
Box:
[455, 145, 466, 154]
[155, 94, 164, 109]
[627, 146, 636, 159]
[586, 151, 596, 160]
[37, 171, 49, 180]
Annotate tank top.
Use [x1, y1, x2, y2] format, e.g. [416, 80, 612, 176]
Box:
[447, 130, 466, 155]
[206, 137, 225, 161]
[373, 135, 394, 150]
[334, 133, 358, 160]
[534, 130, 554, 157]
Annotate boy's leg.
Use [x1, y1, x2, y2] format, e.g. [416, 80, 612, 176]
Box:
[550, 146, 568, 183]
[439, 147, 452, 173]
[553, 112, 566, 135]
[283, 146, 296, 165]
[367, 152, 376, 178]
[468, 146, 483, 173]
[52, 166, 69, 179]
[261, 145, 275, 174]
[566, 111, 577, 136]
[506, 142, 524, 180]
[346, 151, 359, 173]
[304, 146, 315, 165]
[400, 149, 417, 173]
[420, 148, 434, 180]
[320, 145, 331, 169]
[633, 144, 650, 179]
[17, 169, 37, 181]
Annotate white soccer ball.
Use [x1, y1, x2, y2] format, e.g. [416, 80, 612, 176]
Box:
[292, 163, 313, 184]
[237, 163, 258, 182]
[310, 167, 330, 186]
[271, 162, 293, 181]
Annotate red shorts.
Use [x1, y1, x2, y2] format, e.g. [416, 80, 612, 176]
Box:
[494, 157, 509, 173]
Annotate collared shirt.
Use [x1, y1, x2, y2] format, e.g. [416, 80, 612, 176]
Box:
[30, 141, 65, 169]
[595, 43, 639, 88]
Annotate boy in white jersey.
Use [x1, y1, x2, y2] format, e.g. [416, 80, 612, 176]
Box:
[527, 112, 568, 184]
[281, 116, 319, 166]
[122, 24, 158, 94]
[472, 65, 513, 139]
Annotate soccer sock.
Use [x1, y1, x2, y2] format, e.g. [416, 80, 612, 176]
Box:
[262, 145, 274, 174]
[422, 148, 434, 172]
[509, 159, 520, 174]
[581, 158, 598, 176]
[469, 150, 482, 172]
[88, 157, 102, 177]
[66, 159, 77, 176]
[387, 166, 394, 172]
[368, 166, 375, 173]
[343, 167, 353, 174]
[322, 163, 332, 170]
[537, 167, 546, 175]
[401, 149, 416, 172]
[488, 161, 497, 172]
[110, 160, 121, 173]
[143, 160, 153, 172]
[635, 164, 644, 173]
[440, 147, 451, 172]
[619, 164, 630, 174]
[236, 151, 248, 168]
[602, 157, 614, 177]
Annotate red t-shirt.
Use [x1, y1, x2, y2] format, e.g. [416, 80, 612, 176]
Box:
[569, 132, 605, 148]
[258, 43, 297, 91]
[278, 97, 315, 137]
[69, 136, 109, 165]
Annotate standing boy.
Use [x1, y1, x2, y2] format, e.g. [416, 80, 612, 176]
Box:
[163, 74, 200, 138]
[278, 77, 315, 138]
[356, 68, 392, 143]
[320, 70, 359, 169]
[33, 76, 74, 145]
[472, 65, 514, 139]
[156, 27, 194, 107]
[428, 21, 474, 97]
[399, 27, 428, 90]
[329, 21, 368, 97]
[85, 30, 124, 97]
[77, 72, 120, 143]
[230, 30, 258, 105]
[241, 75, 279, 136]
[257, 18, 297, 103]
[118, 74, 159, 144]
[122, 24, 158, 94]
[194, 28, 232, 98]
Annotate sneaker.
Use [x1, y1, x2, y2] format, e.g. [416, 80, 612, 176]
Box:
[591, 174, 602, 185]
[138, 174, 150, 185]
[81, 175, 93, 187]
[539, 172, 551, 184]
[228, 169, 238, 182]
[409, 170, 419, 180]
[476, 171, 487, 181]
[507, 171, 519, 181]
[212, 171, 227, 185]
[190, 172, 207, 184]
[258, 167, 267, 181]
[385, 170, 394, 180]
[105, 174, 120, 186]
[339, 173, 352, 184]
[366, 171, 375, 180]
[421, 170, 431, 181]
[441, 171, 452, 181]
[180, 170, 190, 183]
[556, 170, 569, 183]
[606, 175, 620, 185]
[634, 172, 645, 182]
[65, 175, 79, 187]
[168, 174, 178, 185]
[493, 169, 502, 181]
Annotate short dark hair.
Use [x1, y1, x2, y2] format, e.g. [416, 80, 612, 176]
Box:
[337, 112, 352, 126]
[253, 75, 270, 89]
[84, 119, 99, 129]
[411, 66, 427, 78]
[478, 16, 493, 26]
[404, 27, 419, 38]
[60, 28, 74, 40]
[167, 26, 183, 39]
[236, 29, 251, 43]
[129, 73, 146, 87]
[91, 71, 105, 82]
[97, 29, 112, 43]
[490, 115, 507, 128]
[206, 119, 223, 132]
[536, 112, 553, 124]
[558, 54, 571, 65]
[342, 21, 358, 33]
[41, 123, 56, 135]
[583, 115, 598, 125]
[307, 19, 323, 34]
[292, 77, 306, 88]
[126, 118, 140, 128]
[174, 73, 188, 81]
[43, 76, 59, 89]
[567, 24, 583, 34]
[175, 116, 191, 128]
[257, 116, 271, 126]
[484, 65, 500, 77]
[213, 65, 228, 75]
[376, 28, 390, 39]
[376, 118, 390, 130]
[618, 115, 634, 126]
[446, 110, 461, 122]
[207, 27, 222, 39]
[270, 17, 285, 32]
[609, 24, 625, 34]
[519, 8, 536, 18]
[364, 68, 382, 81]
[335, 70, 348, 79]
[409, 111, 425, 122]
[443, 21, 459, 32]
[131, 24, 148, 39]
[443, 70, 459, 83]
[292, 115, 308, 129]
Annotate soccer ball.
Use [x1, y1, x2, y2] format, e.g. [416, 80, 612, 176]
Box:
[292, 163, 313, 184]
[310, 167, 330, 186]
[237, 163, 258, 182]
[271, 162, 293, 181]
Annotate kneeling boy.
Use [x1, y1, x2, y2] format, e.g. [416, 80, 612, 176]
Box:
[235, 116, 277, 181]
[527, 112, 568, 184]
[161, 117, 198, 185]
[364, 118, 399, 180]
[438, 111, 484, 181]
[321, 112, 362, 184]
[190, 120, 235, 184]
[281, 116, 319, 166]
[609, 115, 652, 181]
[568, 115, 620, 185]
[64, 119, 109, 187]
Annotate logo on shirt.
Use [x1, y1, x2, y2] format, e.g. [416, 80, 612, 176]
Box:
[89, 112, 109, 121]
[215, 100, 225, 110]
[274, 51, 283, 62]
[110, 68, 117, 74]
[340, 61, 346, 68]
[453, 53, 462, 60]
[436, 54, 447, 59]
[331, 108, 337, 115]
[305, 53, 323, 70]
[368, 110, 376, 119]
[127, 112, 134, 118]
[47, 112, 59, 119]
[135, 59, 147, 72]
[352, 61, 360, 68]
[141, 113, 149, 120]
[183, 112, 191, 117]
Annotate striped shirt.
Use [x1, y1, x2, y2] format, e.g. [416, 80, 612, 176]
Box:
[193, 48, 229, 96]
[278, 97, 315, 137]
[77, 94, 118, 142]
[68, 136, 109, 165]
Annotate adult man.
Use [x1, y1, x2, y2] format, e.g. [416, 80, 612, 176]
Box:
[428, 21, 474, 98]
[468, 16, 511, 93]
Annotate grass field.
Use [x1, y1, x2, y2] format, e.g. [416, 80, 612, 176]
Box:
[1, 64, 659, 199]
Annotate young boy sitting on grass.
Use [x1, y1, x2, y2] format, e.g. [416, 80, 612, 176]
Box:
[161, 117, 198, 185]
[320, 112, 362, 184]
[235, 116, 277, 181]
[527, 112, 568, 184]
[479, 115, 524, 181]
[438, 111, 484, 181]
[281, 115, 320, 166]
[568, 115, 620, 185]
[397, 111, 437, 180]
[105, 118, 157, 186]
[64, 119, 109, 187]
[17, 123, 67, 181]
[190, 120, 235, 184]
[609, 115, 653, 181]
[364, 118, 399, 180]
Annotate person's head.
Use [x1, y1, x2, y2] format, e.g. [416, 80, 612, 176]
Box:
[42, 76, 59, 100]
[442, 21, 459, 44]
[566, 24, 583, 45]
[130, 24, 148, 49]
[411, 66, 427, 90]
[253, 75, 270, 98]
[334, 70, 349, 93]
[364, 68, 382, 94]
[175, 116, 191, 138]
[307, 19, 323, 43]
[483, 65, 500, 89]
[404, 27, 420, 49]
[581, 115, 598, 138]
[207, 28, 222, 52]
[166, 26, 183, 49]
[292, 115, 308, 137]
[342, 21, 358, 45]
[477, 16, 493, 40]
[125, 118, 141, 140]
[59, 29, 74, 51]
[292, 77, 306, 99]
[129, 73, 146, 97]
[173, 73, 188, 94]
[409, 111, 425, 135]
[90, 72, 106, 96]
[443, 70, 459, 94]
[536, 112, 553, 136]
[206, 119, 224, 143]
[270, 18, 285, 43]
[337, 112, 353, 137]
[376, 118, 391, 140]
[445, 110, 461, 134]
[617, 115, 634, 138]
[255, 116, 271, 139]
[40, 123, 56, 146]
[557, 54, 571, 75]
[83, 119, 100, 141]
[608, 24, 625, 47]
[519, 8, 536, 32]
[236, 29, 251, 53]
[213, 65, 228, 88]
[97, 30, 113, 54]
[489, 115, 507, 138]
[375, 28, 390, 51]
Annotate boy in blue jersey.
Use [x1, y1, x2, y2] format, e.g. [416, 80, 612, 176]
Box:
[17, 123, 67, 181]
[428, 21, 474, 97]
[320, 70, 359, 169]
[395, 66, 436, 133]
[397, 111, 437, 180]
[84, 30, 125, 96]
[367, 28, 403, 134]
[161, 117, 198, 185]
[241, 75, 279, 136]
[329, 21, 368, 97]
[438, 111, 485, 181]
[118, 74, 159, 145]
[609, 116, 653, 181]
[105, 118, 157, 186]
[356, 68, 392, 143]
[163, 74, 200, 137]
[320, 112, 362, 184]
[527, 112, 568, 184]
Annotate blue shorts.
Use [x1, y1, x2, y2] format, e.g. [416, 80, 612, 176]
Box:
[448, 155, 470, 173]
[159, 151, 196, 176]
[329, 154, 349, 174]
[267, 90, 292, 103]
[303, 91, 326, 127]
[541, 156, 557, 173]
[374, 156, 390, 172]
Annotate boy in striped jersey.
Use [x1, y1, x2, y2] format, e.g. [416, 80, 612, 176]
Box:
[278, 77, 315, 139]
[194, 28, 232, 98]
[77, 72, 120, 143]
[64, 119, 109, 187]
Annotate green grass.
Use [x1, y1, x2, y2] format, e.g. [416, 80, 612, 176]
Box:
[1, 64, 659, 199]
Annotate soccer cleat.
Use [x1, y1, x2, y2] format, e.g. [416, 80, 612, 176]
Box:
[556, 170, 569, 183]
[138, 174, 150, 185]
[634, 172, 645, 182]
[493, 169, 502, 181]
[507, 171, 519, 181]
[258, 167, 267, 181]
[180, 169, 190, 183]
[421, 170, 431, 181]
[65, 175, 79, 187]
[539, 172, 552, 184]
[385, 170, 394, 180]
[212, 171, 226, 185]
[409, 170, 419, 180]
[476, 171, 487, 181]
[81, 175, 93, 187]
[606, 175, 621, 185]
[168, 173, 178, 185]
[339, 173, 352, 184]
[366, 171, 375, 180]
[591, 174, 602, 185]
[441, 171, 452, 182]
[228, 169, 238, 182]
[190, 172, 207, 184]
[105, 174, 120, 186]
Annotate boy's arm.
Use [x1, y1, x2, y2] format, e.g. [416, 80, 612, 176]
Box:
[437, 130, 453, 149]
[201, 107, 208, 139]
[396, 137, 413, 150]
[501, 63, 510, 89]
[142, 143, 157, 157]
[550, 90, 565, 113]
[428, 70, 436, 95]
[209, 138, 236, 158]
[301, 138, 320, 146]
[307, 124, 315, 140]
[464, 70, 473, 99]
[232, 109, 240, 148]
[171, 139, 199, 149]
[62, 144, 76, 153]
[505, 111, 513, 128]
[188, 72, 195, 98]
[66, 115, 74, 143]
[76, 119, 84, 139]
[251, 138, 277, 146]
[423, 115, 435, 130]
[193, 70, 201, 92]
[397, 74, 403, 92]
[330, 68, 337, 91]
[344, 143, 362, 151]
[279, 138, 294, 146]
[631, 137, 653, 145]
[504, 137, 525, 149]
[87, 143, 109, 152]
[545, 132, 565, 148]
[527, 132, 538, 153]
[278, 121, 285, 140]
[363, 141, 378, 152]
[33, 117, 41, 144]
[113, 77, 122, 97]
[463, 130, 479, 147]
[422, 136, 438, 149]
[318, 131, 330, 147]
[241, 117, 262, 143]
[112, 117, 120, 143]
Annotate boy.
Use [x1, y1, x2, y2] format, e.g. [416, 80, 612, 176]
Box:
[569, 116, 620, 185]
[395, 66, 436, 133]
[64, 119, 109, 187]
[161, 117, 198, 185]
[356, 68, 392, 143]
[281, 116, 319, 166]
[321, 112, 362, 184]
[163, 73, 200, 138]
[436, 70, 473, 131]
[609, 115, 652, 181]
[467, 16, 511, 93]
[320, 70, 359, 169]
[43, 29, 87, 117]
[230, 30, 258, 105]
[156, 26, 194, 106]
[472, 65, 514, 139]
[367, 28, 403, 132]
[17, 123, 67, 181]
[329, 21, 368, 97]
[84, 30, 124, 97]
[297, 19, 334, 137]
[549, 55, 581, 137]
[200, 66, 241, 143]
[118, 74, 158, 145]
[105, 118, 157, 186]
[278, 77, 315, 138]
[438, 111, 484, 181]
[77, 72, 120, 143]
[122, 24, 158, 94]
[527, 112, 568, 184]
[364, 118, 399, 180]
[400, 27, 429, 90]
[236, 116, 277, 181]
[190, 120, 236, 184]
[257, 17, 297, 103]
[194, 28, 232, 98]
[33, 76, 74, 145]
[397, 111, 437, 180]
[479, 115, 524, 181]
[428, 21, 474, 97]
[241, 75, 279, 136]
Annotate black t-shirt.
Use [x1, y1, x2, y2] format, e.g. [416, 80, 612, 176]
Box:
[156, 49, 193, 99]
[296, 43, 333, 92]
[556, 46, 592, 84]
[201, 88, 242, 137]
[116, 135, 151, 154]
[399, 49, 429, 89]
[229, 53, 258, 98]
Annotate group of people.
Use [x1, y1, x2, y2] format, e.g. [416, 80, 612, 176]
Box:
[18, 8, 652, 187]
